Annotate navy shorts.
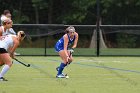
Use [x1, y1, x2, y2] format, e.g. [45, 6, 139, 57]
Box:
[0, 48, 8, 54]
[55, 45, 64, 52]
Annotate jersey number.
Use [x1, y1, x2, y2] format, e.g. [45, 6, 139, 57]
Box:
[0, 36, 8, 41]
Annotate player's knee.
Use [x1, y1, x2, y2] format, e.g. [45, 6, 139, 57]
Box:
[9, 62, 13, 67]
[6, 61, 13, 67]
[0, 62, 4, 66]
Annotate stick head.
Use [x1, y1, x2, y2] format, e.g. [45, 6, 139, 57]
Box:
[27, 64, 31, 67]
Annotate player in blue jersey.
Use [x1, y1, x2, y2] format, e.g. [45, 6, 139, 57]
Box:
[55, 26, 78, 78]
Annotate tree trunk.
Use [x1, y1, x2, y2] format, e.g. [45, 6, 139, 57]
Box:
[48, 0, 53, 24]
[35, 6, 39, 24]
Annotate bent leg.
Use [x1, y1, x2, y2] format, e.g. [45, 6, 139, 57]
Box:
[0, 55, 4, 66]
[67, 50, 73, 64]
[0, 62, 4, 66]
[0, 53, 12, 79]
[56, 50, 68, 76]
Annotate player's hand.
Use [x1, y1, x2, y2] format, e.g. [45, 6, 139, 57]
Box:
[66, 56, 70, 62]
[67, 56, 72, 65]
[10, 52, 15, 58]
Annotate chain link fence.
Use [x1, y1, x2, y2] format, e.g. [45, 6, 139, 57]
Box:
[13, 24, 140, 56]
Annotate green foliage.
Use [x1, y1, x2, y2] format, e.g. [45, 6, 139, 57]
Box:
[101, 0, 140, 24]
[116, 33, 137, 48]
[60, 0, 96, 24]
[12, 10, 29, 23]
[31, 0, 48, 9]
[0, 0, 140, 24]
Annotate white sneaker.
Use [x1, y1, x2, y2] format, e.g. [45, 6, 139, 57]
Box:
[0, 77, 8, 81]
[56, 74, 66, 78]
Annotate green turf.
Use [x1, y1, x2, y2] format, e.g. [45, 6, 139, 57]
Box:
[1, 56, 140, 93]
[16, 48, 140, 56]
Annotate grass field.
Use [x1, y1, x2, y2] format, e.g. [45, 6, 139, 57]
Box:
[1, 56, 140, 93]
[16, 48, 140, 56]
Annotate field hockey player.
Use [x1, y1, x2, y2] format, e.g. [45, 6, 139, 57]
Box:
[55, 26, 78, 78]
[0, 29, 26, 81]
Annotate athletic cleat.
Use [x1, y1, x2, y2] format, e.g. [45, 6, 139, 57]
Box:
[0, 77, 8, 81]
[56, 74, 66, 78]
[62, 73, 67, 76]
[56, 66, 68, 76]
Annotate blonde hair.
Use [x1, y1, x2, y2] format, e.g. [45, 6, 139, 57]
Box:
[65, 26, 75, 33]
[1, 17, 12, 25]
[17, 31, 26, 41]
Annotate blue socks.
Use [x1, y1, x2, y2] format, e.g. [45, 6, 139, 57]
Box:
[57, 63, 66, 75]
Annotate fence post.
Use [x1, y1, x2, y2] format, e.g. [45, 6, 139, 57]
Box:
[96, 0, 100, 56]
[44, 37, 47, 56]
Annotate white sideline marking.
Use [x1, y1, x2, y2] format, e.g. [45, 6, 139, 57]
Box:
[79, 58, 128, 63]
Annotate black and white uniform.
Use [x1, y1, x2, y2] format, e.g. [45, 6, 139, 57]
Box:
[0, 35, 15, 53]
[1, 26, 16, 36]
[0, 15, 16, 35]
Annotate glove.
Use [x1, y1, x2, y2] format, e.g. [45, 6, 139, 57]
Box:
[68, 48, 74, 53]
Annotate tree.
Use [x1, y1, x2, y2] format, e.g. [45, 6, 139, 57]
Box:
[101, 0, 140, 24]
[54, 0, 96, 24]
[31, 0, 48, 24]
[1, 0, 140, 24]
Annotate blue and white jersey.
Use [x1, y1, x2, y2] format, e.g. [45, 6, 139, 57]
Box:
[55, 34, 75, 52]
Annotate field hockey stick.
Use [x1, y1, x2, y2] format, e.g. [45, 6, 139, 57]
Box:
[66, 49, 74, 66]
[56, 50, 73, 71]
[13, 58, 31, 67]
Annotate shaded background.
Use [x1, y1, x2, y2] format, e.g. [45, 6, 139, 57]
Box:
[0, 0, 140, 56]
[0, 0, 140, 25]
